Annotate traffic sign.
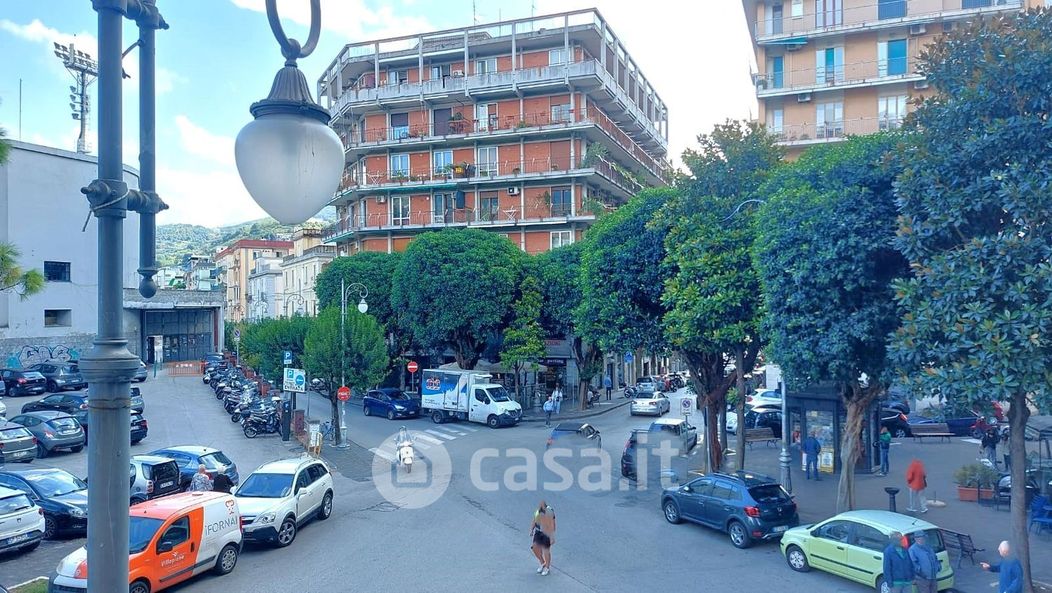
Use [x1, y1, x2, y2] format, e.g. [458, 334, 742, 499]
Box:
[337, 386, 351, 401]
[233, 328, 241, 343]
[283, 350, 293, 365]
[283, 367, 306, 393]
[407, 361, 419, 374]
[681, 398, 692, 411]
[624, 352, 633, 363]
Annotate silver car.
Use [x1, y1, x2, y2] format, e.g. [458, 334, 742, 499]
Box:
[635, 376, 662, 396]
[648, 418, 698, 454]
[631, 392, 670, 416]
[8, 411, 85, 458]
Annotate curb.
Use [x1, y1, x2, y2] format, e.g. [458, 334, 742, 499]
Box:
[9, 576, 48, 592]
[520, 398, 633, 423]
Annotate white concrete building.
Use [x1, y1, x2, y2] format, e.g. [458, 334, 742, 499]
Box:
[247, 256, 284, 320]
[280, 226, 335, 317]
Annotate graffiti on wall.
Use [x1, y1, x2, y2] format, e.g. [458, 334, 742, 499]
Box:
[5, 345, 81, 369]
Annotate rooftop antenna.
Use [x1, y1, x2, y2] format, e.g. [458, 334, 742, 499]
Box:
[53, 39, 99, 153]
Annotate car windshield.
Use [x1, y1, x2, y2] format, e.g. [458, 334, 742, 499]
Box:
[201, 452, 233, 469]
[24, 372, 44, 380]
[25, 471, 87, 497]
[386, 391, 410, 401]
[1, 427, 32, 439]
[748, 484, 791, 504]
[487, 387, 511, 402]
[907, 529, 946, 553]
[236, 473, 293, 498]
[129, 516, 164, 553]
[47, 417, 80, 430]
[60, 365, 79, 375]
[0, 493, 33, 514]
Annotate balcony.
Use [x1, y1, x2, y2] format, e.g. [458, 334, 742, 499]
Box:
[753, 0, 1023, 43]
[757, 57, 922, 97]
[282, 245, 337, 265]
[769, 116, 904, 147]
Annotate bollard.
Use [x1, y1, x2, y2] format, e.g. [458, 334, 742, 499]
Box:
[884, 487, 900, 512]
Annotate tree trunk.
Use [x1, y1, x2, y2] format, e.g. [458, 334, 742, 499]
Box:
[706, 400, 724, 472]
[1008, 392, 1034, 593]
[735, 348, 747, 471]
[836, 391, 868, 512]
[330, 381, 342, 445]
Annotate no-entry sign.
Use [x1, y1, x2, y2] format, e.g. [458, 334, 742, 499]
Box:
[407, 361, 419, 374]
[337, 386, 351, 401]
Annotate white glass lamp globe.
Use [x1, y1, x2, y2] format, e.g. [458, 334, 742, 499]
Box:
[357, 299, 368, 314]
[236, 113, 343, 225]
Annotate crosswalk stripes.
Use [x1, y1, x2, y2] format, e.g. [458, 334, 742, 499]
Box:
[424, 429, 456, 440]
[414, 433, 443, 445]
[369, 424, 473, 463]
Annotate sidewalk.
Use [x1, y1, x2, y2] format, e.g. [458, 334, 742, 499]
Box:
[739, 438, 1052, 592]
[520, 394, 633, 423]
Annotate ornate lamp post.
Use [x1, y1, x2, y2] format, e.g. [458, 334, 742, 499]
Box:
[338, 279, 368, 448]
[285, 292, 307, 317]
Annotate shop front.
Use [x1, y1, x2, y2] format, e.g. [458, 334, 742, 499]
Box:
[786, 382, 878, 475]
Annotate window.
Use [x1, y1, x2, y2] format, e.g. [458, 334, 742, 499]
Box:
[878, 95, 908, 130]
[816, 520, 852, 543]
[477, 146, 499, 176]
[766, 108, 784, 135]
[855, 524, 888, 551]
[878, 39, 908, 76]
[475, 103, 495, 131]
[387, 69, 408, 85]
[767, 56, 784, 88]
[389, 113, 409, 140]
[307, 464, 328, 482]
[815, 47, 845, 84]
[710, 482, 737, 500]
[689, 478, 714, 497]
[474, 388, 489, 403]
[391, 195, 410, 225]
[815, 101, 844, 138]
[44, 309, 72, 328]
[815, 0, 842, 27]
[877, 0, 907, 19]
[479, 192, 500, 221]
[430, 64, 451, 79]
[433, 150, 453, 175]
[550, 187, 572, 216]
[44, 261, 70, 282]
[791, 0, 803, 17]
[475, 57, 497, 75]
[550, 231, 573, 249]
[389, 154, 410, 179]
[433, 193, 453, 223]
[295, 470, 313, 491]
[157, 517, 190, 550]
[548, 48, 567, 66]
[550, 103, 573, 124]
[962, 0, 994, 7]
[767, 3, 783, 35]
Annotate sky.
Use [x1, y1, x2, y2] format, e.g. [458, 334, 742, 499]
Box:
[0, 0, 757, 227]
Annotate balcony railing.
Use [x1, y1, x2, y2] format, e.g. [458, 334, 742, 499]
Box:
[768, 116, 905, 145]
[281, 245, 337, 264]
[753, 0, 1023, 40]
[322, 205, 590, 242]
[757, 57, 921, 95]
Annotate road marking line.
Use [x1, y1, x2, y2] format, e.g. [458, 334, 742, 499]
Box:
[457, 425, 479, 432]
[424, 429, 456, 440]
[431, 426, 465, 436]
[414, 433, 443, 445]
[369, 447, 397, 463]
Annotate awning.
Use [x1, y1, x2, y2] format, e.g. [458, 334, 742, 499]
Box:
[766, 37, 807, 45]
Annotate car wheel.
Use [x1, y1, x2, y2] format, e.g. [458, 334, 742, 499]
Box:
[387, 410, 396, 421]
[876, 576, 890, 593]
[44, 516, 57, 539]
[487, 415, 500, 429]
[213, 543, 239, 575]
[72, 445, 84, 453]
[129, 579, 151, 593]
[728, 520, 752, 549]
[432, 410, 444, 424]
[363, 405, 371, 416]
[317, 491, 333, 520]
[276, 517, 297, 547]
[785, 545, 811, 572]
[662, 499, 682, 524]
[46, 380, 58, 392]
[894, 428, 907, 438]
[36, 443, 48, 459]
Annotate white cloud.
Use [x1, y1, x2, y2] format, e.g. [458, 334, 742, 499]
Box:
[156, 164, 266, 227]
[229, 0, 432, 45]
[174, 115, 235, 167]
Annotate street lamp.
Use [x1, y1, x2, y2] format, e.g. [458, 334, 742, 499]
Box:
[235, 0, 343, 225]
[723, 198, 792, 494]
[337, 278, 368, 449]
[253, 298, 269, 321]
[285, 292, 307, 317]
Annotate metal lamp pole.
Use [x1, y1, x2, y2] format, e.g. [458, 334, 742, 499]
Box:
[338, 278, 368, 448]
[285, 292, 306, 317]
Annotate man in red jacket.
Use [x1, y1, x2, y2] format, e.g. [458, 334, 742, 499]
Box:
[905, 458, 928, 513]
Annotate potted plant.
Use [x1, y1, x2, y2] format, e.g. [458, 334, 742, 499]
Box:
[954, 463, 998, 501]
[448, 112, 465, 134]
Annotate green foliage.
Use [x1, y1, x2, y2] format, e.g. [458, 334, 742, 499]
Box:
[953, 463, 998, 489]
[534, 243, 583, 339]
[577, 187, 676, 354]
[238, 316, 312, 381]
[304, 307, 388, 392]
[391, 229, 524, 369]
[0, 243, 45, 299]
[315, 252, 402, 333]
[500, 276, 545, 373]
[0, 127, 10, 165]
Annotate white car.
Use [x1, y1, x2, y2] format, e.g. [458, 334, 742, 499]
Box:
[0, 398, 6, 419]
[0, 485, 45, 554]
[631, 392, 670, 416]
[235, 457, 334, 547]
[746, 388, 782, 409]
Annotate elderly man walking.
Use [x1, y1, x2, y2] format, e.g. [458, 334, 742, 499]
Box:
[981, 541, 1023, 593]
[883, 531, 915, 593]
[909, 531, 941, 593]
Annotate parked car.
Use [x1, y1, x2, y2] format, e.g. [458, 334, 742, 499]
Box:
[0, 398, 6, 420]
[635, 376, 663, 396]
[71, 410, 148, 445]
[728, 403, 780, 435]
[631, 391, 670, 416]
[0, 468, 87, 538]
[363, 387, 421, 420]
[620, 429, 683, 482]
[133, 359, 148, 382]
[20, 392, 88, 415]
[0, 484, 44, 554]
[148, 446, 239, 490]
[780, 510, 955, 592]
[235, 456, 334, 547]
[8, 411, 85, 458]
[546, 423, 602, 450]
[129, 455, 182, 505]
[649, 418, 698, 453]
[662, 470, 799, 549]
[0, 420, 36, 464]
[746, 388, 782, 408]
[743, 407, 783, 439]
[0, 369, 47, 396]
[25, 362, 86, 392]
[130, 386, 145, 414]
[880, 408, 912, 438]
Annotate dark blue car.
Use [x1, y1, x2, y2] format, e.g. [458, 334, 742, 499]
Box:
[363, 388, 420, 420]
[0, 468, 88, 539]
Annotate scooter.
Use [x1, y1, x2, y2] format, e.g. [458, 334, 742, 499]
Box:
[396, 426, 415, 473]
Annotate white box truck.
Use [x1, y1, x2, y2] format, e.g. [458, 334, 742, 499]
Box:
[421, 369, 522, 428]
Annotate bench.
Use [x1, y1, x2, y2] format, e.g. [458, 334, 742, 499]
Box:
[911, 423, 954, 442]
[745, 427, 777, 448]
[940, 528, 984, 568]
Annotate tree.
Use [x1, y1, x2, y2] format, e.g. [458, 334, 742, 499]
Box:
[754, 134, 908, 511]
[239, 316, 312, 381]
[304, 307, 388, 444]
[391, 230, 523, 369]
[315, 251, 402, 331]
[890, 12, 1052, 590]
[535, 243, 603, 410]
[0, 130, 44, 301]
[658, 120, 782, 472]
[500, 275, 545, 401]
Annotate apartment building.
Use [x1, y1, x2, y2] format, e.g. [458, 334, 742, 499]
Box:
[741, 0, 1041, 155]
[280, 226, 335, 317]
[214, 239, 293, 322]
[316, 9, 670, 255]
[247, 256, 284, 320]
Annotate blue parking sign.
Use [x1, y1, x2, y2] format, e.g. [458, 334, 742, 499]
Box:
[283, 350, 293, 365]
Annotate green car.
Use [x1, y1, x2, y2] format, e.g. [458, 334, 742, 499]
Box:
[780, 510, 955, 592]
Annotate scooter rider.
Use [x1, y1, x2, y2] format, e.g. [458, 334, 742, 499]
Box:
[397, 426, 415, 472]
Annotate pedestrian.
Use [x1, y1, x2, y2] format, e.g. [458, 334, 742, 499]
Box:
[982, 428, 999, 467]
[905, 458, 928, 513]
[802, 430, 821, 480]
[981, 540, 1023, 593]
[883, 531, 915, 593]
[909, 531, 941, 593]
[529, 500, 556, 576]
[543, 395, 554, 427]
[603, 375, 612, 400]
[189, 464, 212, 492]
[553, 384, 563, 415]
[879, 426, 892, 476]
[212, 472, 233, 493]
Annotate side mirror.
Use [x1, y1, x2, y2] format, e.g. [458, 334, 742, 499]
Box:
[157, 541, 174, 553]
[682, 485, 692, 493]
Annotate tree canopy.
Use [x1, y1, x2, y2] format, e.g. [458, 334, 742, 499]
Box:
[238, 316, 312, 381]
[315, 251, 402, 331]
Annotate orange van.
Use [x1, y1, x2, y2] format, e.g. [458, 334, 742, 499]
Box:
[49, 491, 242, 593]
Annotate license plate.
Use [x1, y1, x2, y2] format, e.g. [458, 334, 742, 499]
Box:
[12, 450, 31, 458]
[8, 533, 31, 544]
[773, 525, 788, 533]
[159, 481, 175, 489]
[61, 430, 79, 435]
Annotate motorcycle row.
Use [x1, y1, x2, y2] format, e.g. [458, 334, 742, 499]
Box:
[203, 363, 282, 439]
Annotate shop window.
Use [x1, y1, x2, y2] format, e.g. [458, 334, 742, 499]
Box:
[44, 309, 72, 327]
[44, 261, 71, 282]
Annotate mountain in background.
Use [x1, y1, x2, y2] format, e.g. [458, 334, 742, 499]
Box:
[157, 207, 336, 267]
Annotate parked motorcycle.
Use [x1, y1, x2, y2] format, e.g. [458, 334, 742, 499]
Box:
[624, 386, 638, 399]
[243, 410, 280, 438]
